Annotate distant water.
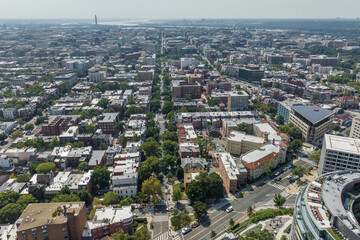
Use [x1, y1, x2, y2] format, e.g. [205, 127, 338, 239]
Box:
[98, 19, 153, 26]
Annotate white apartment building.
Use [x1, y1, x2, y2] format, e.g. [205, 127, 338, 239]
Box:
[319, 134, 360, 174]
[227, 91, 249, 111]
[350, 114, 360, 139]
[89, 66, 107, 82]
[0, 154, 14, 169]
[3, 108, 17, 120]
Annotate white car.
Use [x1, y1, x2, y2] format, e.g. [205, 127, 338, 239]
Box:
[182, 227, 192, 234]
[226, 206, 233, 213]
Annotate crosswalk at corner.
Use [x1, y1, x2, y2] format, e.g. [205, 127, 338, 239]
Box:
[154, 232, 182, 240]
[267, 180, 286, 190]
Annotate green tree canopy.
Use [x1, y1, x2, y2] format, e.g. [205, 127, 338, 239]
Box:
[103, 191, 119, 205]
[78, 162, 89, 171]
[77, 189, 91, 204]
[124, 106, 144, 118]
[162, 101, 174, 115]
[240, 229, 274, 240]
[16, 174, 31, 183]
[0, 203, 24, 223]
[309, 150, 321, 164]
[24, 123, 34, 131]
[273, 193, 286, 208]
[141, 176, 163, 205]
[98, 98, 109, 108]
[92, 166, 110, 188]
[161, 140, 178, 154]
[49, 137, 59, 150]
[141, 141, 161, 157]
[193, 201, 207, 219]
[36, 162, 56, 174]
[207, 97, 221, 107]
[16, 194, 37, 207]
[160, 131, 178, 142]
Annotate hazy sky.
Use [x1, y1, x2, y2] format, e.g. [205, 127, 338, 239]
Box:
[0, 0, 359, 19]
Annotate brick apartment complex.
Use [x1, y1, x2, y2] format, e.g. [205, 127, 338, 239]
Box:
[82, 206, 133, 240]
[179, 142, 201, 158]
[187, 74, 203, 84]
[97, 113, 119, 135]
[172, 80, 201, 99]
[218, 152, 247, 193]
[16, 202, 87, 240]
[206, 78, 231, 95]
[42, 115, 81, 136]
[309, 55, 338, 67]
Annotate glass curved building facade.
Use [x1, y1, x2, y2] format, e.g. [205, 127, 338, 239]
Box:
[291, 170, 360, 240]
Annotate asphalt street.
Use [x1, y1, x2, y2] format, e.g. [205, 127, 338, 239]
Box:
[183, 159, 312, 240]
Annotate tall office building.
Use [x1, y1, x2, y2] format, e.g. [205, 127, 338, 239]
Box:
[288, 105, 334, 143]
[95, 15, 97, 26]
[319, 134, 360, 174]
[350, 115, 360, 139]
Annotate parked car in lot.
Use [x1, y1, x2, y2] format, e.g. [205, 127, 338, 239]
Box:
[226, 206, 233, 213]
[182, 227, 192, 234]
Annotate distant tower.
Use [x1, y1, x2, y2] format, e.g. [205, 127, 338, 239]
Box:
[95, 15, 98, 26]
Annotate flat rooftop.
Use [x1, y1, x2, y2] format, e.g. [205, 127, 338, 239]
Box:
[17, 202, 84, 231]
[324, 134, 360, 154]
[241, 143, 279, 164]
[228, 131, 264, 144]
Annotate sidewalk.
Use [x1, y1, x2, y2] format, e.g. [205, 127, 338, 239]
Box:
[276, 218, 292, 239]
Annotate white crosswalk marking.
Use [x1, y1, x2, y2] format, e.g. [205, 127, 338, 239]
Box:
[154, 233, 168, 240]
[281, 191, 290, 198]
[172, 234, 181, 240]
[267, 180, 285, 190]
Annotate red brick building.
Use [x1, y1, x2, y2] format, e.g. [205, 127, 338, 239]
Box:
[172, 80, 201, 99]
[42, 115, 81, 136]
[82, 206, 133, 240]
[16, 202, 87, 240]
[97, 113, 119, 135]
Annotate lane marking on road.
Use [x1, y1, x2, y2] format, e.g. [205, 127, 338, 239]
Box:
[188, 212, 232, 240]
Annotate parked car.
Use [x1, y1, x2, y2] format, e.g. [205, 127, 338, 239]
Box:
[191, 221, 200, 228]
[274, 171, 280, 177]
[182, 227, 192, 234]
[226, 206, 233, 213]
